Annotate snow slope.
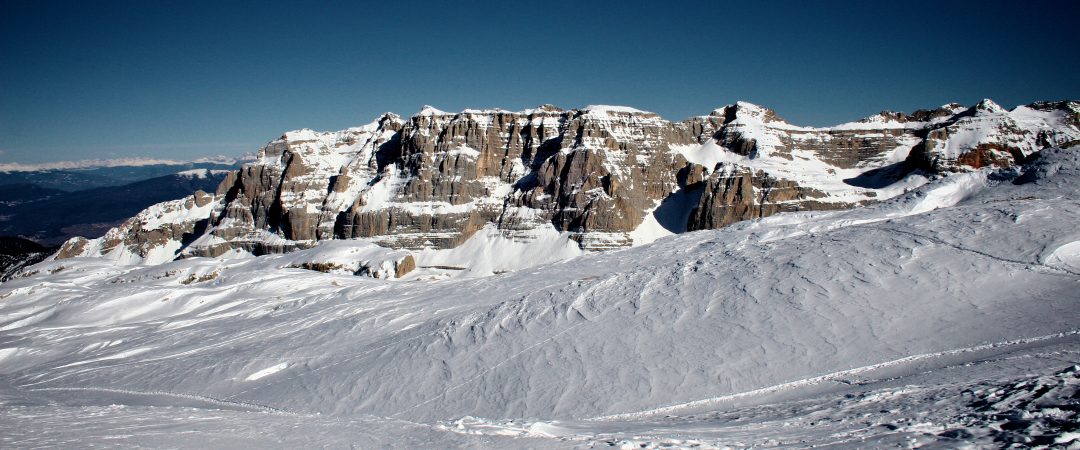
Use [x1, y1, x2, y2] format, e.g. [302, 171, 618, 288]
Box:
[1, 147, 1079, 447]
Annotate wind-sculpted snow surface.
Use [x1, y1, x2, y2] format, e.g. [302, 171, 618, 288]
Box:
[2, 147, 1079, 447]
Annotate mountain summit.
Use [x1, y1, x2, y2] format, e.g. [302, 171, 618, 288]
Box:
[55, 100, 1080, 277]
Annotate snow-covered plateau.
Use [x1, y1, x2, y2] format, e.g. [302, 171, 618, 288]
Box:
[1, 111, 1080, 447]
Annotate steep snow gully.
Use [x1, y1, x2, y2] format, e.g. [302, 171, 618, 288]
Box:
[1, 147, 1079, 447]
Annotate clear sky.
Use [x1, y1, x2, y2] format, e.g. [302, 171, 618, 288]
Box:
[1, 0, 1078, 164]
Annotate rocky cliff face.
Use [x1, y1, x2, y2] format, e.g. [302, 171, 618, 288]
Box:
[56, 100, 1080, 266]
[907, 100, 1080, 173]
[687, 166, 839, 231]
[57, 190, 217, 264]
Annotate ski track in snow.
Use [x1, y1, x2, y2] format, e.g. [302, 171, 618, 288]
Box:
[591, 329, 1080, 421]
[23, 387, 297, 415]
[872, 225, 1080, 277]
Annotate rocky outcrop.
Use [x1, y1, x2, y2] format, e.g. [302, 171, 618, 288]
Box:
[394, 254, 415, 278]
[502, 108, 693, 249]
[279, 241, 416, 279]
[56, 190, 217, 264]
[687, 166, 855, 231]
[55, 99, 1080, 265]
[205, 114, 405, 249]
[906, 100, 1080, 173]
[205, 106, 699, 252]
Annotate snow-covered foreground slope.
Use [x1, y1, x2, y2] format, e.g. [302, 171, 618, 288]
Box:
[1, 148, 1079, 448]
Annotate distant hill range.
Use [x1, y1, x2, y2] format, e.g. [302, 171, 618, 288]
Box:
[0, 236, 53, 281]
[0, 158, 242, 191]
[0, 167, 234, 246]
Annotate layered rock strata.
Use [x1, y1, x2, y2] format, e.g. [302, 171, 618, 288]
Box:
[57, 100, 1080, 264]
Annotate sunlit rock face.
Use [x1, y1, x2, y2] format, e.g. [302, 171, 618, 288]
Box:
[57, 100, 1079, 262]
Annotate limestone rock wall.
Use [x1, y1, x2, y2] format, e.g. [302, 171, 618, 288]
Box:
[55, 99, 1080, 264]
[687, 167, 855, 231]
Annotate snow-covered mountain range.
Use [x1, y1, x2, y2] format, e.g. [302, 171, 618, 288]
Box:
[53, 100, 1080, 277]
[1, 140, 1078, 447]
[1, 99, 1079, 447]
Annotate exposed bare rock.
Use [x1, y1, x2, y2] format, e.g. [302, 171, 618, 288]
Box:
[506, 107, 689, 249]
[55, 237, 90, 260]
[57, 190, 221, 264]
[55, 99, 1080, 267]
[395, 254, 415, 278]
[905, 100, 1080, 173]
[275, 240, 415, 279]
[687, 165, 857, 231]
[191, 114, 405, 256]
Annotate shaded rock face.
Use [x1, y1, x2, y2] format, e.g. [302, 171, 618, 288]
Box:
[335, 110, 555, 249]
[0, 237, 55, 281]
[503, 109, 696, 249]
[56, 100, 1080, 264]
[687, 167, 850, 231]
[207, 114, 405, 249]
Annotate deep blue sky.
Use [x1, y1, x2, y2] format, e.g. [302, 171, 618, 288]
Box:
[2, 0, 1078, 164]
